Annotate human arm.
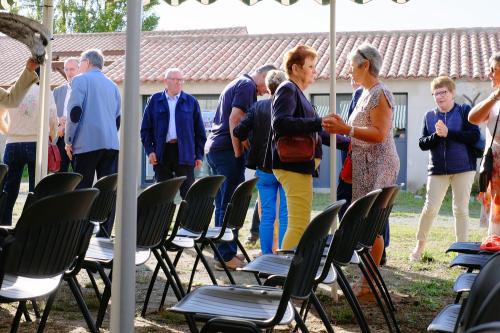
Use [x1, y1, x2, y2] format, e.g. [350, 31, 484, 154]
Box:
[0, 59, 38, 108]
[0, 108, 9, 135]
[233, 107, 255, 142]
[418, 113, 440, 151]
[468, 87, 500, 125]
[193, 98, 207, 163]
[229, 107, 246, 157]
[140, 96, 156, 161]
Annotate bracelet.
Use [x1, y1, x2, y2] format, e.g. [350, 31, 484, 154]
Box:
[348, 126, 355, 137]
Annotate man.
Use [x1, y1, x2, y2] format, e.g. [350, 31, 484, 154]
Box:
[65, 49, 121, 235]
[140, 68, 206, 198]
[205, 64, 276, 270]
[0, 58, 39, 108]
[53, 57, 79, 172]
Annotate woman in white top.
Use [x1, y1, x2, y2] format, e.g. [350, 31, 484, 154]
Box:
[469, 51, 500, 235]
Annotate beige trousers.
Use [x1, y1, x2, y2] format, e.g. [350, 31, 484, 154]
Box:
[416, 171, 475, 242]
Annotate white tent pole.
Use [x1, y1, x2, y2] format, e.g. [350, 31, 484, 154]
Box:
[329, 0, 338, 302]
[36, 0, 53, 184]
[110, 1, 142, 332]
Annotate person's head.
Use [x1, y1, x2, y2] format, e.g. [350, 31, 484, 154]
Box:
[163, 68, 184, 96]
[489, 51, 500, 89]
[79, 49, 104, 73]
[430, 76, 456, 112]
[265, 70, 287, 95]
[283, 45, 317, 90]
[252, 64, 277, 96]
[348, 42, 383, 85]
[64, 57, 79, 83]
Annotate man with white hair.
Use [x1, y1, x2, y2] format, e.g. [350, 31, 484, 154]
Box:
[141, 67, 206, 198]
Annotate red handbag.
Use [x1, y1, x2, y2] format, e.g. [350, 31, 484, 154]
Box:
[339, 143, 353, 184]
[48, 138, 61, 173]
[276, 134, 316, 163]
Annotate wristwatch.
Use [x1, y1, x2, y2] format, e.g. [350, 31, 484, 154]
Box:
[348, 126, 355, 137]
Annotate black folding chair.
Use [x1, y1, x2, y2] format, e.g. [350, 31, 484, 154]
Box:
[200, 317, 261, 333]
[0, 163, 9, 224]
[465, 322, 500, 333]
[84, 177, 185, 329]
[0, 189, 98, 333]
[88, 173, 117, 237]
[170, 199, 341, 333]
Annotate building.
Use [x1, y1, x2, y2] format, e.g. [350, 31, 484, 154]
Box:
[1, 26, 497, 191]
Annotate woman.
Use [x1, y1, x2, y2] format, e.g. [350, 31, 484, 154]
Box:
[410, 76, 479, 261]
[323, 42, 400, 297]
[234, 70, 288, 254]
[469, 52, 500, 235]
[266, 45, 323, 250]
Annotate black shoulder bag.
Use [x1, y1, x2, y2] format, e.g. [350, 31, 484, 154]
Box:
[479, 111, 499, 193]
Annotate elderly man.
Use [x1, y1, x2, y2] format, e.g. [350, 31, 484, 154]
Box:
[205, 64, 276, 270]
[53, 57, 79, 172]
[0, 58, 39, 108]
[140, 68, 206, 198]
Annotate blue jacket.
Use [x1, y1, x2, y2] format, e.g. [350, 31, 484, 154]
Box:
[419, 103, 480, 175]
[140, 90, 206, 167]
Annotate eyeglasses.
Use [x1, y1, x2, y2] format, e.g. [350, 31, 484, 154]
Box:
[432, 90, 449, 97]
[167, 78, 184, 83]
[358, 49, 369, 61]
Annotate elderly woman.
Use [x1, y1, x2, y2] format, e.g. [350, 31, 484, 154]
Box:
[409, 76, 479, 261]
[234, 70, 288, 254]
[266, 45, 323, 250]
[323, 42, 400, 298]
[469, 52, 500, 235]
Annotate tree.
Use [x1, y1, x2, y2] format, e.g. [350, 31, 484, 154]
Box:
[12, 0, 160, 33]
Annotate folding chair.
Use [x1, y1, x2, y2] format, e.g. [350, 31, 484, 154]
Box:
[88, 173, 117, 237]
[0, 163, 8, 224]
[200, 317, 261, 333]
[83, 177, 185, 329]
[465, 322, 500, 333]
[170, 199, 341, 333]
[0, 189, 98, 333]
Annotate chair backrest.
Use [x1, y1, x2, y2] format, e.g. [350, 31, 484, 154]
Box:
[328, 189, 381, 266]
[224, 177, 258, 230]
[179, 175, 225, 234]
[272, 200, 344, 324]
[0, 163, 8, 184]
[23, 172, 83, 211]
[89, 173, 118, 224]
[0, 189, 98, 282]
[465, 322, 500, 333]
[358, 185, 399, 248]
[456, 252, 500, 333]
[136, 177, 185, 248]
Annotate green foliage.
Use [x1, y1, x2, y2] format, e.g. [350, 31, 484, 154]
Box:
[12, 0, 160, 33]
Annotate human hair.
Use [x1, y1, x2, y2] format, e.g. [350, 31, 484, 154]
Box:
[265, 70, 287, 95]
[430, 76, 456, 94]
[64, 57, 79, 67]
[253, 64, 277, 75]
[490, 51, 500, 67]
[164, 68, 182, 79]
[349, 42, 383, 77]
[283, 45, 317, 76]
[81, 49, 104, 69]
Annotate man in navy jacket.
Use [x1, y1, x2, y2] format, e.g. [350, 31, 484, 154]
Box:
[140, 68, 206, 198]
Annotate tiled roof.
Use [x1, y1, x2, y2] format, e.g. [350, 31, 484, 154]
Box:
[1, 27, 499, 87]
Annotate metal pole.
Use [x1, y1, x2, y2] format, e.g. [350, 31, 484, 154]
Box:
[329, 0, 338, 302]
[110, 1, 142, 332]
[36, 0, 53, 184]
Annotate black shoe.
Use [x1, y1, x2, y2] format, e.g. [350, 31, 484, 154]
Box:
[380, 248, 387, 266]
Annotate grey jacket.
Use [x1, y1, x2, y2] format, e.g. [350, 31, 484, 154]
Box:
[53, 83, 69, 118]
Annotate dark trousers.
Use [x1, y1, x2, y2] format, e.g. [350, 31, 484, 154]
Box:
[206, 149, 246, 261]
[154, 143, 194, 199]
[1, 142, 36, 226]
[74, 149, 118, 236]
[56, 136, 73, 172]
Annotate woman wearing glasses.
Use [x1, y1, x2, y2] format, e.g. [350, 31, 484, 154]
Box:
[469, 52, 500, 236]
[410, 76, 480, 261]
[322, 42, 399, 299]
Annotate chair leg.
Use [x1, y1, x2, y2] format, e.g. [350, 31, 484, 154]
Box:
[235, 237, 262, 285]
[159, 248, 186, 310]
[293, 307, 310, 333]
[192, 243, 219, 286]
[86, 268, 102, 301]
[96, 269, 113, 329]
[153, 249, 183, 303]
[142, 260, 161, 317]
[207, 241, 236, 285]
[364, 252, 396, 312]
[310, 293, 334, 333]
[37, 292, 57, 333]
[67, 276, 98, 333]
[335, 265, 371, 333]
[31, 299, 41, 318]
[187, 243, 204, 293]
[11, 301, 26, 333]
[21, 302, 31, 322]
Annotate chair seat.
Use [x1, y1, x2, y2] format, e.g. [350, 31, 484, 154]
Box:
[446, 242, 481, 254]
[85, 237, 151, 265]
[450, 254, 491, 270]
[453, 273, 477, 293]
[170, 285, 294, 326]
[205, 227, 233, 242]
[177, 228, 202, 239]
[427, 304, 460, 332]
[0, 274, 62, 301]
[171, 236, 195, 249]
[350, 251, 360, 265]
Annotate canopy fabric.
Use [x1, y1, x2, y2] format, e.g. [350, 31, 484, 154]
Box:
[0, 0, 16, 10]
[162, 0, 409, 6]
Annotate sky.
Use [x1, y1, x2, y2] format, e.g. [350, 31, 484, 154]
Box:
[155, 0, 500, 34]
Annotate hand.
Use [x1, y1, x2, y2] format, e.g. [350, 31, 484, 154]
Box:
[322, 114, 350, 135]
[435, 120, 448, 137]
[148, 152, 158, 165]
[194, 159, 203, 170]
[57, 117, 66, 137]
[65, 144, 73, 161]
[26, 58, 39, 72]
[242, 140, 250, 151]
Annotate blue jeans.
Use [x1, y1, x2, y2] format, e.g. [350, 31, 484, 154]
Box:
[1, 142, 36, 226]
[256, 169, 288, 254]
[206, 149, 245, 261]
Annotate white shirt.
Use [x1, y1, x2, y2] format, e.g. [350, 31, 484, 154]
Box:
[488, 102, 499, 150]
[165, 91, 180, 142]
[63, 85, 71, 118]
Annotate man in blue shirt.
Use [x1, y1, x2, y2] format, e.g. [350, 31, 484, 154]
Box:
[205, 64, 275, 270]
[140, 68, 206, 198]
